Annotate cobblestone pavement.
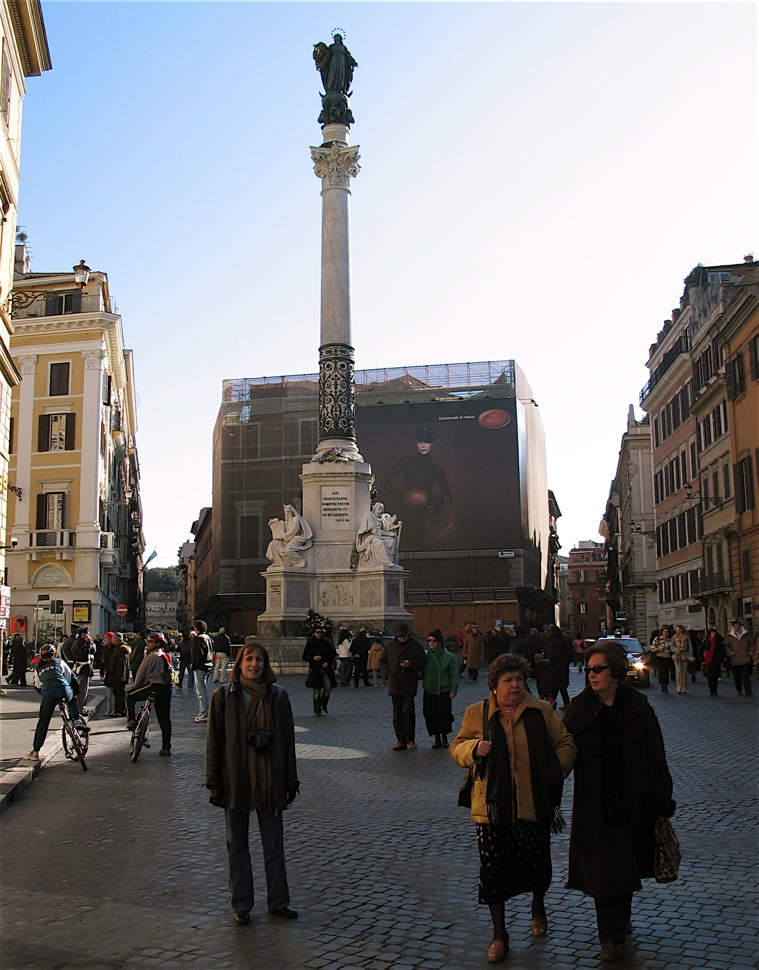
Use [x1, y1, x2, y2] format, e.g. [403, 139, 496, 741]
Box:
[0, 667, 757, 970]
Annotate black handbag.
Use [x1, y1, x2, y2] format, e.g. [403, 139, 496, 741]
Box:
[305, 667, 322, 690]
[457, 699, 489, 808]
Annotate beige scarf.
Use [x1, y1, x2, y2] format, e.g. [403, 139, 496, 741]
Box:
[239, 678, 275, 812]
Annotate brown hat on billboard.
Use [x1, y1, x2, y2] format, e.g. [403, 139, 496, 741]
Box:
[413, 425, 435, 443]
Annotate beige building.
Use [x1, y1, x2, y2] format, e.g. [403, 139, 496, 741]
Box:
[0, 1, 50, 632]
[6, 248, 144, 641]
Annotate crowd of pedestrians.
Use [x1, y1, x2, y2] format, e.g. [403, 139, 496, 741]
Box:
[4, 615, 758, 966]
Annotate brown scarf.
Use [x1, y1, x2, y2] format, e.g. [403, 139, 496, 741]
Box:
[239, 678, 275, 812]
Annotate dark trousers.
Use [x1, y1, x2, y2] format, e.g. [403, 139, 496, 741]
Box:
[391, 693, 416, 743]
[112, 681, 127, 715]
[178, 657, 193, 688]
[732, 663, 753, 694]
[224, 808, 290, 913]
[33, 686, 79, 752]
[467, 667, 479, 681]
[655, 657, 674, 688]
[706, 664, 721, 695]
[352, 659, 369, 686]
[594, 892, 632, 944]
[126, 683, 172, 750]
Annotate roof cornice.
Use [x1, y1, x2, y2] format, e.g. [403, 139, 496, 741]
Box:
[7, 0, 51, 76]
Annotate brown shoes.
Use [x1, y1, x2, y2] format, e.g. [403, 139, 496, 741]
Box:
[531, 901, 548, 937]
[408, 740, 418, 750]
[487, 938, 508, 963]
[392, 741, 407, 751]
[599, 942, 618, 962]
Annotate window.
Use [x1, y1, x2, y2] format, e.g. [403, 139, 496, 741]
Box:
[726, 354, 745, 400]
[702, 476, 710, 511]
[680, 451, 688, 485]
[45, 291, 81, 317]
[578, 603, 587, 614]
[654, 418, 660, 448]
[734, 456, 755, 513]
[102, 372, 112, 406]
[36, 492, 66, 531]
[8, 415, 13, 454]
[576, 569, 585, 582]
[743, 549, 753, 582]
[578, 588, 585, 598]
[690, 442, 698, 480]
[723, 464, 731, 500]
[38, 413, 75, 452]
[49, 362, 70, 396]
[749, 335, 759, 381]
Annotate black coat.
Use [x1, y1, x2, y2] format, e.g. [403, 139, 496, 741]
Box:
[302, 636, 337, 688]
[380, 637, 426, 696]
[563, 684, 675, 899]
[205, 681, 298, 814]
[544, 635, 572, 688]
[351, 632, 371, 662]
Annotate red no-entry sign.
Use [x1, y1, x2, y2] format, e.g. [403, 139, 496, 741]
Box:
[116, 604, 128, 616]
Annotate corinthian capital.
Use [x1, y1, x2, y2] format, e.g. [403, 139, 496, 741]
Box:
[17, 355, 38, 376]
[82, 350, 107, 369]
[311, 143, 361, 188]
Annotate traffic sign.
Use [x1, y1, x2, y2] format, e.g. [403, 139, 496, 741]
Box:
[116, 604, 128, 616]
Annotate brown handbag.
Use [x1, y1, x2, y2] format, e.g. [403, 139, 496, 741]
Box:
[457, 700, 489, 808]
[653, 816, 681, 883]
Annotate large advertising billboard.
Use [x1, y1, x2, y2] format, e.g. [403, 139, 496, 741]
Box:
[357, 398, 521, 554]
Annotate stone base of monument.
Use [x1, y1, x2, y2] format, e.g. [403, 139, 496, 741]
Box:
[256, 460, 413, 637]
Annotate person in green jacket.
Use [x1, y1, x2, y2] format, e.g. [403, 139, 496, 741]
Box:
[422, 631, 459, 748]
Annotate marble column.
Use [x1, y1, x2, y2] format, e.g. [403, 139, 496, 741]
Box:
[311, 125, 361, 459]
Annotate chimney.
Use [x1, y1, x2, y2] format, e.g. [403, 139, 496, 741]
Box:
[14, 232, 30, 277]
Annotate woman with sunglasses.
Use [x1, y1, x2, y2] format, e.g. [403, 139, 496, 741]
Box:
[450, 653, 576, 963]
[563, 642, 675, 963]
[421, 631, 459, 748]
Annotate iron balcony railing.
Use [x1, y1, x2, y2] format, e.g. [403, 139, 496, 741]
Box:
[640, 333, 691, 404]
[29, 530, 76, 548]
[13, 292, 115, 320]
[694, 572, 731, 595]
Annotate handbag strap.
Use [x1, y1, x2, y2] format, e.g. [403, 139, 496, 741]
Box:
[482, 699, 489, 741]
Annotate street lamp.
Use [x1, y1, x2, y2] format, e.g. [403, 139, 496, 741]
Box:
[73, 260, 90, 291]
[0, 537, 18, 550]
[631, 523, 657, 540]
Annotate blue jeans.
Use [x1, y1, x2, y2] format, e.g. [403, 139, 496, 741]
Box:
[224, 808, 290, 913]
[33, 686, 79, 752]
[194, 669, 210, 715]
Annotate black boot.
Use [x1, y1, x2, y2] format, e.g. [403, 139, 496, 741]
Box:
[432, 735, 442, 749]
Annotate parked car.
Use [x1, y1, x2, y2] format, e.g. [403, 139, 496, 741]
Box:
[593, 636, 651, 687]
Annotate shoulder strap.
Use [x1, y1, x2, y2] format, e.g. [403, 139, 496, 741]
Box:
[482, 699, 490, 741]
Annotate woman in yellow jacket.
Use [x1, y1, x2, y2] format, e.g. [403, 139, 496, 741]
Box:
[450, 653, 577, 964]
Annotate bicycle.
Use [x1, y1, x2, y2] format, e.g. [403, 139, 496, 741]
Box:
[129, 692, 156, 763]
[59, 700, 89, 771]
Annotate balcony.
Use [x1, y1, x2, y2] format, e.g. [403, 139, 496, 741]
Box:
[27, 530, 76, 561]
[694, 572, 732, 595]
[622, 570, 657, 587]
[13, 292, 115, 321]
[640, 333, 691, 404]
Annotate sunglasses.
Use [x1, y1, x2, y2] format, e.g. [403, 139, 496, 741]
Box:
[427, 638, 438, 643]
[587, 664, 610, 675]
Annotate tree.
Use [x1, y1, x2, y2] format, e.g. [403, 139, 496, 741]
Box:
[144, 567, 180, 593]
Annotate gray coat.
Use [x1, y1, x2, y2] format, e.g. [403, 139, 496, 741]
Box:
[205, 681, 298, 814]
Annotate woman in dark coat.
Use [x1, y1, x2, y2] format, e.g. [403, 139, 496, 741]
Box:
[205, 640, 299, 924]
[302, 626, 336, 715]
[543, 625, 572, 708]
[563, 641, 675, 963]
[7, 634, 28, 686]
[702, 628, 726, 697]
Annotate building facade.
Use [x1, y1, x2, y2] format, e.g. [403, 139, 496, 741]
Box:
[0, 1, 50, 635]
[640, 259, 757, 635]
[194, 360, 558, 636]
[6, 250, 144, 641]
[604, 406, 658, 641]
[567, 540, 607, 637]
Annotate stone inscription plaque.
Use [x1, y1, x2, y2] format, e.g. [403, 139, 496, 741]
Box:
[321, 486, 351, 528]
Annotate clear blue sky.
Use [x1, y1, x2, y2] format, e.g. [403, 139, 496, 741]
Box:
[17, 1, 756, 566]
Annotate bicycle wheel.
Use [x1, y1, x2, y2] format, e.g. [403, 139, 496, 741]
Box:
[130, 708, 149, 763]
[63, 717, 88, 771]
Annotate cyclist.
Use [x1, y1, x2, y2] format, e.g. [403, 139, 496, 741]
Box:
[28, 643, 87, 761]
[126, 631, 173, 756]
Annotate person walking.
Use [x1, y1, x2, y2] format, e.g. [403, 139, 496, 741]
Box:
[191, 620, 214, 722]
[422, 631, 458, 748]
[462, 623, 485, 682]
[380, 623, 426, 750]
[205, 640, 299, 925]
[213, 627, 231, 684]
[103, 632, 130, 716]
[543, 625, 572, 709]
[351, 627, 371, 687]
[671, 625, 691, 695]
[177, 631, 193, 688]
[367, 638, 384, 688]
[303, 626, 336, 715]
[651, 626, 674, 693]
[70, 628, 96, 716]
[336, 629, 353, 687]
[702, 628, 726, 697]
[572, 633, 587, 670]
[450, 653, 576, 964]
[126, 632, 174, 756]
[724, 620, 753, 696]
[7, 634, 28, 686]
[128, 631, 146, 682]
[563, 641, 675, 963]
